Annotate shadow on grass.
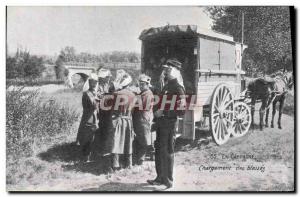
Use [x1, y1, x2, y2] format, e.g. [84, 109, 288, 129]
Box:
[174, 129, 211, 152]
[250, 123, 268, 131]
[37, 128, 212, 176]
[82, 182, 158, 191]
[38, 142, 111, 175]
[62, 157, 110, 176]
[38, 142, 82, 163]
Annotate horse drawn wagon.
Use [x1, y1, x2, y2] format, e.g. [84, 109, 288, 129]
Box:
[139, 25, 252, 145]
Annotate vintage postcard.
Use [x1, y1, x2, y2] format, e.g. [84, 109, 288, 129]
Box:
[6, 6, 295, 192]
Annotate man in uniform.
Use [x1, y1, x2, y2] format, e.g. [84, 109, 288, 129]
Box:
[147, 58, 186, 189]
[132, 74, 154, 165]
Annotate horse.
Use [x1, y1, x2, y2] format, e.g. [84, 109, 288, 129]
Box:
[247, 77, 275, 131]
[265, 71, 294, 129]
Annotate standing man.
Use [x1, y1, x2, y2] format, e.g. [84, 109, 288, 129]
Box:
[132, 74, 154, 165]
[76, 73, 99, 162]
[147, 58, 186, 189]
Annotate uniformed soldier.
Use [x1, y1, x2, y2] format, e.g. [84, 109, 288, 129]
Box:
[76, 73, 99, 162]
[132, 74, 154, 165]
[147, 58, 186, 189]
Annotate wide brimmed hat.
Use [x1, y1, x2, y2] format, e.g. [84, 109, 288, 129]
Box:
[98, 68, 112, 78]
[162, 58, 182, 70]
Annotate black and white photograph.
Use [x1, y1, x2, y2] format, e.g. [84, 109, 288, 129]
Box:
[6, 5, 295, 192]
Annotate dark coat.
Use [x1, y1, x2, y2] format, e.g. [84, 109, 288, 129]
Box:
[77, 90, 99, 147]
[91, 82, 113, 155]
[160, 78, 186, 118]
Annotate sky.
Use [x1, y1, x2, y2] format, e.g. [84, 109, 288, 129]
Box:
[7, 6, 212, 56]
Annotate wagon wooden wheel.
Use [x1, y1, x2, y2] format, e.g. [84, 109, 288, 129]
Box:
[231, 102, 252, 137]
[210, 84, 234, 145]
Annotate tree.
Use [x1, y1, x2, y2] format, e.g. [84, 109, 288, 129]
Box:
[60, 46, 76, 62]
[6, 48, 45, 79]
[6, 56, 18, 79]
[205, 6, 293, 75]
[24, 56, 45, 78]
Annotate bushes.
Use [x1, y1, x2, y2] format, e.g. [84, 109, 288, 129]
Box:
[6, 87, 80, 163]
[6, 49, 45, 79]
[6, 78, 65, 87]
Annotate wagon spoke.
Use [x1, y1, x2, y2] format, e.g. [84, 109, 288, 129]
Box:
[238, 124, 242, 134]
[218, 119, 223, 139]
[223, 100, 233, 109]
[221, 120, 227, 137]
[217, 89, 222, 106]
[240, 123, 246, 131]
[213, 116, 219, 125]
[210, 84, 233, 145]
[232, 102, 252, 138]
[217, 120, 222, 139]
[215, 119, 220, 137]
[242, 121, 249, 126]
[213, 111, 219, 117]
[212, 113, 219, 118]
[214, 104, 219, 113]
[221, 90, 230, 108]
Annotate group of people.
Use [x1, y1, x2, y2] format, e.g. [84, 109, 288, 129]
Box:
[76, 58, 186, 189]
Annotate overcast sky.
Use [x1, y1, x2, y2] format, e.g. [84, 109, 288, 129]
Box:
[7, 6, 212, 56]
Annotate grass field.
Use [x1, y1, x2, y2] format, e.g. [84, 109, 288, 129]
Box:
[6, 83, 295, 191]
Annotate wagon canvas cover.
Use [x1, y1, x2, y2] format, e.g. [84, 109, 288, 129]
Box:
[6, 6, 295, 192]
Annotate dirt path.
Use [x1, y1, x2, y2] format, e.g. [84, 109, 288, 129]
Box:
[8, 112, 294, 191]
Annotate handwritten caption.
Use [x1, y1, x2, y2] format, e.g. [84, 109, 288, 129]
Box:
[197, 153, 276, 173]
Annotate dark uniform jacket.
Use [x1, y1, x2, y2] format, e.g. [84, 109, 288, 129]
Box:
[159, 78, 186, 119]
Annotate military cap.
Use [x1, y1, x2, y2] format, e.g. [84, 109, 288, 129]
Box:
[162, 58, 182, 70]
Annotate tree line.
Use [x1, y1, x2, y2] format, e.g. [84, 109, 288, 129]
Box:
[6, 48, 45, 79]
[6, 46, 141, 80]
[205, 6, 293, 76]
[54, 46, 140, 80]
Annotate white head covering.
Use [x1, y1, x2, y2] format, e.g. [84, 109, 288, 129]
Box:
[113, 69, 132, 90]
[89, 73, 98, 81]
[98, 68, 112, 78]
[169, 67, 184, 89]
